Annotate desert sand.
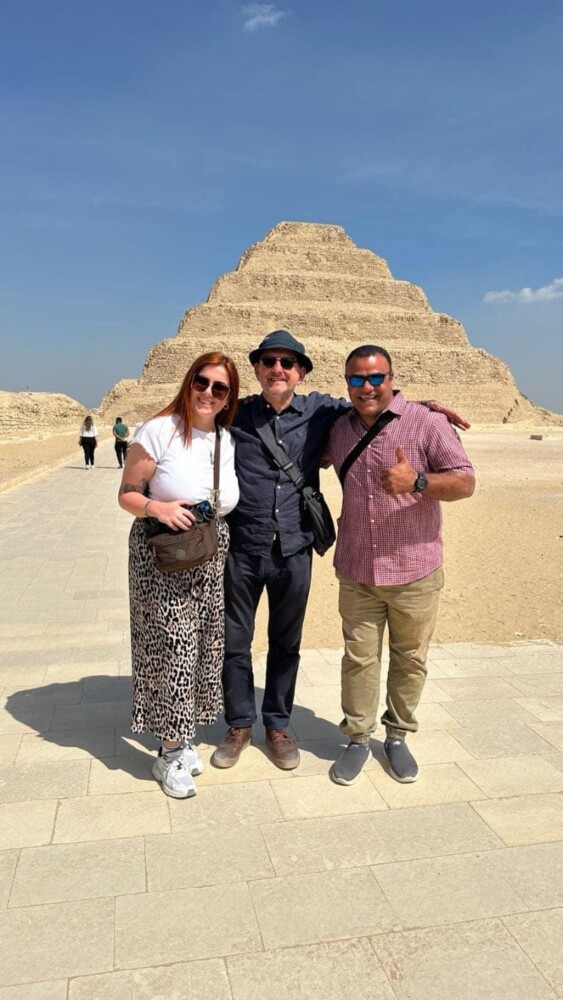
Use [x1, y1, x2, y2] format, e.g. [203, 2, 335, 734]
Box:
[1, 423, 561, 648]
[259, 424, 563, 647]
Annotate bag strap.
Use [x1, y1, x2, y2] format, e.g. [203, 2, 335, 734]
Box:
[338, 410, 397, 485]
[252, 407, 307, 493]
[210, 428, 221, 511]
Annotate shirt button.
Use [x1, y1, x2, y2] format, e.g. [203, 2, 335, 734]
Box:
[276, 485, 281, 490]
[371, 519, 375, 523]
[369, 494, 373, 499]
[275, 508, 279, 513]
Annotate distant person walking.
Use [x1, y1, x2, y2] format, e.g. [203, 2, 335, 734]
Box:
[78, 415, 98, 468]
[112, 416, 129, 468]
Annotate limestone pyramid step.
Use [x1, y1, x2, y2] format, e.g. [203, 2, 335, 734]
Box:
[208, 271, 430, 309]
[239, 247, 392, 280]
[176, 302, 468, 347]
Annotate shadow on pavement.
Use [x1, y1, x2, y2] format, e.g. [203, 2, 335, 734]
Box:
[5, 679, 344, 778]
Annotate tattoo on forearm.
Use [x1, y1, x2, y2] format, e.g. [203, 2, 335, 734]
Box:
[119, 479, 149, 497]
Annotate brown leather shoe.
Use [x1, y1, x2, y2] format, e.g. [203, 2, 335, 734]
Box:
[266, 728, 300, 769]
[211, 727, 252, 769]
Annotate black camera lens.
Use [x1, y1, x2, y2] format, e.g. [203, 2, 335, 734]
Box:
[194, 501, 213, 522]
[181, 501, 213, 523]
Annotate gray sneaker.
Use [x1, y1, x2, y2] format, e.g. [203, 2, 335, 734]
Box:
[152, 747, 197, 798]
[384, 738, 418, 783]
[180, 740, 204, 776]
[329, 742, 371, 785]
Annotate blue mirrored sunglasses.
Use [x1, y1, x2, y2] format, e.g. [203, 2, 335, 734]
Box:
[346, 372, 391, 388]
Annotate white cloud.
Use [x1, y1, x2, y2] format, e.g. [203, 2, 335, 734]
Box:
[484, 277, 563, 304]
[241, 4, 285, 32]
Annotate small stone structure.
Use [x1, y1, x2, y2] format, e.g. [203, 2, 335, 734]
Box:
[97, 222, 560, 425]
[0, 390, 86, 440]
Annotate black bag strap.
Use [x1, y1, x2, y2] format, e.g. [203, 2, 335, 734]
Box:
[252, 407, 308, 493]
[338, 410, 397, 485]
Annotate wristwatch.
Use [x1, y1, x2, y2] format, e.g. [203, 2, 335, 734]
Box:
[413, 472, 428, 493]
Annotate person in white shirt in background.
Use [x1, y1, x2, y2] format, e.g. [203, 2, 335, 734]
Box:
[78, 414, 98, 468]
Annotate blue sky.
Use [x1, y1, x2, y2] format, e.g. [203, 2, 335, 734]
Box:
[1, 0, 562, 412]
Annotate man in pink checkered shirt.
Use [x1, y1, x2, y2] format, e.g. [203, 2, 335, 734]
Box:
[324, 344, 475, 786]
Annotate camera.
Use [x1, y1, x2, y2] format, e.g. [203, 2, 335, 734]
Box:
[181, 501, 214, 523]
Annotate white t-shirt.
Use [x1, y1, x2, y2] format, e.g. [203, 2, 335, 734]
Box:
[133, 414, 239, 516]
[80, 424, 98, 437]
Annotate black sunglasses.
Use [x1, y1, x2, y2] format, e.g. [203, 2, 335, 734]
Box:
[192, 374, 230, 401]
[260, 355, 298, 370]
[346, 372, 392, 388]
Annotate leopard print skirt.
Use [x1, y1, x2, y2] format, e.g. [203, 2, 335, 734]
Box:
[128, 515, 229, 741]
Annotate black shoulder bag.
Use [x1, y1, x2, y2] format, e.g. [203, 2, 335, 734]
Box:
[252, 411, 336, 557]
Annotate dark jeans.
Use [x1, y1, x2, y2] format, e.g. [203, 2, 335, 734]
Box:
[80, 438, 96, 466]
[115, 439, 128, 467]
[223, 540, 312, 730]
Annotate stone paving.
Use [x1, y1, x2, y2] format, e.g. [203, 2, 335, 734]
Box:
[1, 441, 562, 998]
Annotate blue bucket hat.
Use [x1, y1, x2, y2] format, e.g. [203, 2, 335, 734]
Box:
[248, 330, 313, 373]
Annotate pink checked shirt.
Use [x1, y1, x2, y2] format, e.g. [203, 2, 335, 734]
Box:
[326, 392, 475, 586]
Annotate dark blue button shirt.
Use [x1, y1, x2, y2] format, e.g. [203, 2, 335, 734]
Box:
[228, 392, 349, 557]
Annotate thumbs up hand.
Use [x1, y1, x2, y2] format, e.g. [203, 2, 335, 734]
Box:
[381, 446, 417, 495]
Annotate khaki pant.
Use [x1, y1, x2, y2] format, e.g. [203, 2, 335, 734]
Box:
[337, 567, 444, 742]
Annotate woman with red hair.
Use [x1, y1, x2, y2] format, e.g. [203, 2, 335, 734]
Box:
[118, 352, 240, 799]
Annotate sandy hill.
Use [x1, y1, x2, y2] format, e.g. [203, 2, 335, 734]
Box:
[0, 390, 86, 441]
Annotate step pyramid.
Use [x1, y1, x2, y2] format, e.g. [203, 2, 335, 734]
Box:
[98, 221, 556, 425]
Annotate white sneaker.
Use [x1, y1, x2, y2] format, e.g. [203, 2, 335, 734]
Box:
[152, 750, 197, 799]
[180, 740, 204, 776]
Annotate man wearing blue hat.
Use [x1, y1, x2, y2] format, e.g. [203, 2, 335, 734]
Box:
[212, 330, 466, 771]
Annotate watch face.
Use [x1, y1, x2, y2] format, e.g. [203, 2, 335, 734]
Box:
[415, 473, 428, 492]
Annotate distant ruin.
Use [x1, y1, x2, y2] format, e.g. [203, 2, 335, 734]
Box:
[97, 222, 557, 425]
[0, 390, 85, 440]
